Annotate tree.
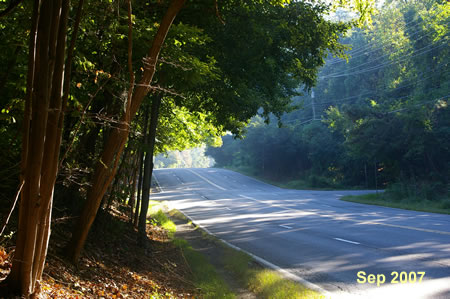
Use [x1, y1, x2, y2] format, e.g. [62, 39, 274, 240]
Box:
[66, 0, 186, 263]
[1, 0, 84, 296]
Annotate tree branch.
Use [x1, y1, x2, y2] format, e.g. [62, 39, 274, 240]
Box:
[0, 0, 23, 18]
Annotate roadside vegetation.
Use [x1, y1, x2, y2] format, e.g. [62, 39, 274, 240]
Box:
[224, 165, 347, 191]
[149, 201, 325, 298]
[341, 192, 450, 215]
[1, 0, 445, 297]
[1, 203, 199, 298]
[169, 207, 325, 299]
[149, 201, 236, 298]
[207, 0, 449, 207]
[224, 250, 324, 299]
[1, 0, 373, 296]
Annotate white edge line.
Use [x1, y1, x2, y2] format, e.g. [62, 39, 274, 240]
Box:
[279, 225, 293, 229]
[333, 237, 360, 245]
[175, 209, 332, 298]
[152, 173, 164, 193]
[187, 169, 226, 191]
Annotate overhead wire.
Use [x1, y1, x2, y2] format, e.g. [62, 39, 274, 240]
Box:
[303, 66, 449, 108]
[320, 40, 448, 79]
[325, 16, 425, 65]
[322, 29, 438, 76]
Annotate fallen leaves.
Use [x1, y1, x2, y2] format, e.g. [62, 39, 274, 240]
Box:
[0, 246, 12, 279]
[0, 205, 197, 298]
[37, 205, 197, 298]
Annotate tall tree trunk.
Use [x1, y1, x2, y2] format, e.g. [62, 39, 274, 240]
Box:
[134, 150, 144, 226]
[66, 0, 186, 263]
[134, 106, 150, 226]
[3, 0, 83, 296]
[138, 94, 162, 246]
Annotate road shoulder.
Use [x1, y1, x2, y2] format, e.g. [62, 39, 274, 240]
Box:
[172, 216, 257, 299]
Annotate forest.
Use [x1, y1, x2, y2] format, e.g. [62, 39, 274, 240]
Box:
[0, 0, 385, 297]
[207, 0, 449, 205]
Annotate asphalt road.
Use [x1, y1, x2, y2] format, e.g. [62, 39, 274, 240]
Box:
[152, 168, 450, 299]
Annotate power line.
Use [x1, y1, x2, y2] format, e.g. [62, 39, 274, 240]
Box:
[320, 40, 447, 79]
[326, 12, 447, 67]
[304, 66, 449, 108]
[326, 19, 428, 65]
[386, 94, 449, 114]
[323, 29, 438, 75]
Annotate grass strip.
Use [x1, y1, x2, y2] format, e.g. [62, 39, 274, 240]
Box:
[173, 239, 235, 299]
[341, 193, 450, 215]
[223, 248, 324, 299]
[223, 166, 347, 191]
[170, 206, 325, 298]
[147, 201, 177, 238]
[147, 202, 235, 298]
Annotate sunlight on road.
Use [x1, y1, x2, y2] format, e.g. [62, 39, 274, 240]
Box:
[332, 276, 450, 299]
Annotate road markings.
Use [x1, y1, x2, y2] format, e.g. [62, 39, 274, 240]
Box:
[175, 209, 332, 298]
[239, 194, 450, 236]
[225, 207, 232, 210]
[334, 237, 360, 245]
[360, 221, 450, 236]
[239, 194, 258, 201]
[279, 224, 293, 229]
[152, 174, 164, 192]
[187, 169, 226, 191]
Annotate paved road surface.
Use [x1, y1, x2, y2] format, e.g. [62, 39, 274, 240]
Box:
[152, 168, 450, 298]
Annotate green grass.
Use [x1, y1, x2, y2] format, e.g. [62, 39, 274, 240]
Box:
[168, 209, 188, 221]
[149, 202, 235, 298]
[155, 202, 325, 298]
[173, 239, 235, 299]
[223, 166, 346, 191]
[223, 249, 324, 299]
[341, 193, 450, 215]
[146, 201, 177, 238]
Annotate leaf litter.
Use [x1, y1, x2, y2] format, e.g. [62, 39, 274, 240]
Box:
[0, 205, 199, 298]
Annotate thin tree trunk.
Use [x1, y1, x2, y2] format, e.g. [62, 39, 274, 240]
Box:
[134, 149, 145, 226]
[138, 94, 162, 246]
[6, 0, 40, 294]
[134, 106, 149, 226]
[128, 150, 140, 220]
[66, 0, 185, 263]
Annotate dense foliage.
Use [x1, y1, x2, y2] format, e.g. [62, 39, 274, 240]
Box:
[0, 0, 366, 295]
[207, 0, 449, 200]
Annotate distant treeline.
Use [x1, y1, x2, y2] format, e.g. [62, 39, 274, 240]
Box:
[207, 0, 449, 199]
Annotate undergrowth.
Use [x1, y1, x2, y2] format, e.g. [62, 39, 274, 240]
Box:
[148, 201, 235, 297]
[173, 239, 235, 299]
[223, 249, 324, 299]
[341, 192, 450, 215]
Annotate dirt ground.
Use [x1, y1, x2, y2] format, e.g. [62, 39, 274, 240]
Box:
[0, 204, 256, 298]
